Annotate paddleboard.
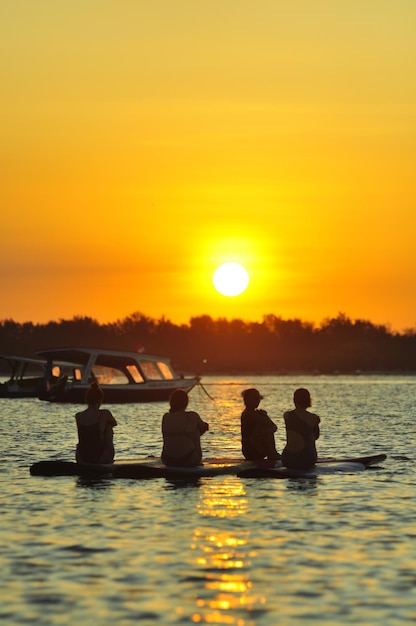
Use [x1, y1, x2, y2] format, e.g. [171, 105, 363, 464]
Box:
[29, 457, 253, 478]
[237, 454, 387, 479]
[29, 454, 386, 479]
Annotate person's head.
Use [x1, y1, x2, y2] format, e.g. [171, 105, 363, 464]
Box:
[85, 381, 104, 407]
[169, 388, 189, 412]
[242, 388, 263, 409]
[293, 388, 311, 410]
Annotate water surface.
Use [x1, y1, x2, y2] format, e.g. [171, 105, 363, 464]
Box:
[1, 375, 415, 625]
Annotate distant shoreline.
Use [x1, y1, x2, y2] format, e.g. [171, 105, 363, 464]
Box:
[187, 370, 416, 377]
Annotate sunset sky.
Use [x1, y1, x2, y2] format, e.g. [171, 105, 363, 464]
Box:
[1, 1, 415, 332]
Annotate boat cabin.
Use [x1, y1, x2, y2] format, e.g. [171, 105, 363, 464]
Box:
[36, 347, 199, 403]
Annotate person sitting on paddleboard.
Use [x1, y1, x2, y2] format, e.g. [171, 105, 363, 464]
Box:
[240, 388, 280, 463]
[75, 382, 117, 464]
[161, 388, 209, 467]
[282, 388, 320, 470]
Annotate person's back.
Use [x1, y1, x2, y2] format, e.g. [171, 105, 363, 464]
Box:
[161, 389, 209, 467]
[282, 388, 320, 469]
[240, 388, 279, 461]
[75, 383, 117, 464]
[76, 418, 103, 463]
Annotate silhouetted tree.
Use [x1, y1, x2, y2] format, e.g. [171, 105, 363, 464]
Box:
[1, 311, 416, 374]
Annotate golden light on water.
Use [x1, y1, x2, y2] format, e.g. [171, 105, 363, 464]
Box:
[196, 478, 248, 518]
[190, 478, 267, 625]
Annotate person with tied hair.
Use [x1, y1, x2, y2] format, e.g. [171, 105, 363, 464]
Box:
[240, 388, 280, 462]
[161, 388, 209, 467]
[75, 382, 117, 464]
[282, 388, 320, 469]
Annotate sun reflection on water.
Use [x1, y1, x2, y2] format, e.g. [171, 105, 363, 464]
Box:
[189, 478, 267, 625]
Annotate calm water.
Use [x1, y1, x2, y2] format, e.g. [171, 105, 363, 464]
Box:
[1, 375, 415, 625]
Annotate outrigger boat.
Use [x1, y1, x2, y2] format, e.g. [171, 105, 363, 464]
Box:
[0, 355, 69, 399]
[36, 347, 200, 403]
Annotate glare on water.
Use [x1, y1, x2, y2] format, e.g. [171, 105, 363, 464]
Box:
[0, 375, 415, 625]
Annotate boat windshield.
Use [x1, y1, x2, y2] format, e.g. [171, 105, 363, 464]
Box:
[89, 362, 173, 384]
[140, 360, 174, 380]
[125, 364, 145, 383]
[156, 361, 175, 380]
[92, 366, 130, 385]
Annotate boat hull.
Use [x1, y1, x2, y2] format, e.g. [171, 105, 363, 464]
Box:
[38, 379, 199, 403]
[0, 382, 43, 399]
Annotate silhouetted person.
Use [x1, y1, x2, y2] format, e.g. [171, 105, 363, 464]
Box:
[282, 388, 320, 469]
[75, 382, 117, 464]
[161, 388, 209, 467]
[241, 388, 280, 462]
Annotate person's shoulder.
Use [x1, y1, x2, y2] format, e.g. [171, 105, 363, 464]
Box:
[187, 410, 201, 419]
[307, 411, 320, 424]
[100, 408, 117, 423]
[257, 409, 271, 421]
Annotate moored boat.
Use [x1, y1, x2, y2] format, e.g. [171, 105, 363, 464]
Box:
[36, 347, 200, 403]
[0, 355, 69, 399]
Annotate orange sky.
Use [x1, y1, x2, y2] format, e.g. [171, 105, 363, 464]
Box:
[1, 1, 415, 332]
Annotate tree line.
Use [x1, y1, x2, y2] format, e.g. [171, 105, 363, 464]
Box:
[1, 312, 415, 374]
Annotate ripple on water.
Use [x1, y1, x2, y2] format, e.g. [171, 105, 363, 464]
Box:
[0, 376, 415, 625]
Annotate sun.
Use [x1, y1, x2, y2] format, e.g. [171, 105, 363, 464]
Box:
[213, 262, 250, 297]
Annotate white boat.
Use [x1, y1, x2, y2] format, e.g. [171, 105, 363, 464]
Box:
[36, 347, 200, 403]
[0, 355, 69, 398]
